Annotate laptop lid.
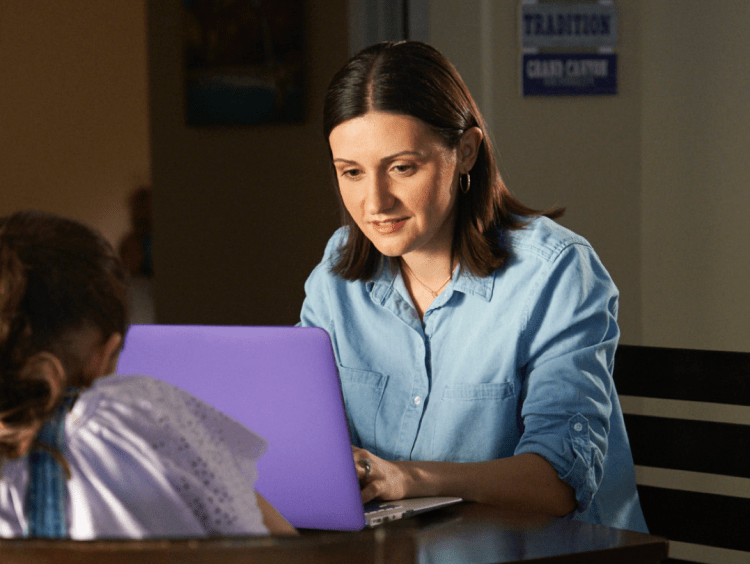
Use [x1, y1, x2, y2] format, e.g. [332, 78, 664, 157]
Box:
[115, 325, 366, 530]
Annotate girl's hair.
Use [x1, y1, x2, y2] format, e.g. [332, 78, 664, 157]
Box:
[323, 40, 563, 280]
[0, 211, 128, 461]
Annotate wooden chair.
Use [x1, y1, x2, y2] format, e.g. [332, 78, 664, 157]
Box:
[615, 344, 750, 564]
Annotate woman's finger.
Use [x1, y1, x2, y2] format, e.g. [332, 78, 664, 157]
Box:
[356, 457, 373, 481]
[352, 446, 375, 480]
[361, 482, 379, 504]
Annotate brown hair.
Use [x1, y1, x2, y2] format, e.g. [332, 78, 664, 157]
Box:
[323, 41, 562, 280]
[0, 211, 128, 462]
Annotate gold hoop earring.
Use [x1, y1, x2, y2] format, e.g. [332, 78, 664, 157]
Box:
[459, 173, 471, 194]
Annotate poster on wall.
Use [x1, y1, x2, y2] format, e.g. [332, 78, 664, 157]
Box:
[183, 0, 305, 126]
[520, 1, 618, 97]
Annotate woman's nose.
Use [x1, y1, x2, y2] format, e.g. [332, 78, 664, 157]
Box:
[364, 174, 395, 215]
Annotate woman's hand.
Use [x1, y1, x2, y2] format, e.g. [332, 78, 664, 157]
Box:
[351, 448, 577, 517]
[352, 446, 415, 503]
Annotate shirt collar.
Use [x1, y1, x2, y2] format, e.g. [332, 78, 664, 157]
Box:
[366, 258, 398, 306]
[451, 265, 495, 301]
[366, 258, 495, 303]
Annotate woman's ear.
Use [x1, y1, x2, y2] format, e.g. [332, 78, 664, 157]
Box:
[458, 126, 483, 173]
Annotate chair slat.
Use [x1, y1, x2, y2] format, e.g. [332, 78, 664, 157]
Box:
[615, 344, 750, 406]
[624, 414, 750, 479]
[638, 485, 750, 552]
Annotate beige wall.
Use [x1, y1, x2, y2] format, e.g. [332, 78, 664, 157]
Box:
[0, 1, 151, 247]
[640, 1, 750, 352]
[431, 0, 750, 353]
[147, 0, 347, 326]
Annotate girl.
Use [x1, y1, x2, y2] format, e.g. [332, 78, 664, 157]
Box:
[0, 211, 294, 538]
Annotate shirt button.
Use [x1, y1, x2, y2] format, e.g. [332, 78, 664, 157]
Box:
[413, 396, 422, 405]
[573, 422, 583, 432]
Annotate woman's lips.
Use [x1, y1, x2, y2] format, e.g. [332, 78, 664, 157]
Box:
[371, 218, 407, 234]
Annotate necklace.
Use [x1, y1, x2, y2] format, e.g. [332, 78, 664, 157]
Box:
[401, 260, 453, 298]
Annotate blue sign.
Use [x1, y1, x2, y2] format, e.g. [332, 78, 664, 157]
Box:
[522, 53, 617, 96]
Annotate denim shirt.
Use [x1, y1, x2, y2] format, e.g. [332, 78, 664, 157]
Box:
[299, 217, 647, 533]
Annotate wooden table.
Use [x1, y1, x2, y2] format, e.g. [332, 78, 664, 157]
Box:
[0, 503, 668, 563]
[389, 502, 668, 563]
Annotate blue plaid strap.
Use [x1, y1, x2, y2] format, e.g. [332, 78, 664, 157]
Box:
[25, 390, 79, 538]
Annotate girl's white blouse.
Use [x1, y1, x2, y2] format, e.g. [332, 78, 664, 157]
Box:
[0, 374, 269, 538]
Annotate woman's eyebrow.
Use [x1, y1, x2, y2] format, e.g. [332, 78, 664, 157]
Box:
[333, 150, 425, 165]
[382, 150, 424, 162]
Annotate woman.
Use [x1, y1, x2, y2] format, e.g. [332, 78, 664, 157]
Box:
[299, 41, 647, 532]
[0, 211, 294, 538]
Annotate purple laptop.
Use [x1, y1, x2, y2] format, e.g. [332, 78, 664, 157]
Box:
[115, 325, 366, 530]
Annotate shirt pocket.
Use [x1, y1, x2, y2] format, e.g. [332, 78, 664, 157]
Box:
[338, 366, 387, 452]
[431, 382, 518, 462]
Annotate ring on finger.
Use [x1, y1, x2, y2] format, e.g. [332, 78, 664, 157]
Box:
[360, 458, 372, 478]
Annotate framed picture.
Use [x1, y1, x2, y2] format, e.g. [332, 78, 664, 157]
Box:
[183, 0, 305, 126]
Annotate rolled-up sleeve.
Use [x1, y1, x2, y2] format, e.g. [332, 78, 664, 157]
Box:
[514, 242, 619, 514]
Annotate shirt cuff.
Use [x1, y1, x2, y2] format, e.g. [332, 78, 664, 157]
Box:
[516, 413, 604, 514]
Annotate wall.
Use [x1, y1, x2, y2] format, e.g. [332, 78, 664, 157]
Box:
[147, 0, 347, 326]
[430, 0, 643, 345]
[0, 1, 151, 247]
[640, 1, 750, 352]
[430, 1, 750, 353]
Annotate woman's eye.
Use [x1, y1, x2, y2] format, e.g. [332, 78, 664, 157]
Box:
[392, 164, 413, 174]
[341, 169, 361, 179]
